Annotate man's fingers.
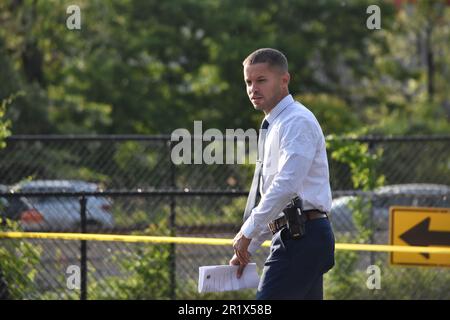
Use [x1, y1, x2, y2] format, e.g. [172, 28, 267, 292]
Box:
[232, 231, 251, 277]
[235, 248, 244, 262]
[229, 254, 240, 266]
[237, 263, 247, 279]
[241, 253, 250, 264]
[235, 249, 250, 265]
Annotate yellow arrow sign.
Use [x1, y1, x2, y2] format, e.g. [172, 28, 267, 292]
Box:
[390, 206, 450, 267]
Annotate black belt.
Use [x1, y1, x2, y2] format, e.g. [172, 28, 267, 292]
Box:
[268, 209, 328, 234]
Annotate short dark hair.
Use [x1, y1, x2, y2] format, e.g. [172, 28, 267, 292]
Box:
[242, 48, 288, 72]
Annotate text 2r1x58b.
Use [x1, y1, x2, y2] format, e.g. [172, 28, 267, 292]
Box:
[222, 304, 271, 315]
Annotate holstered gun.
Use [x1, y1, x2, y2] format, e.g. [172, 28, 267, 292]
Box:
[282, 196, 306, 239]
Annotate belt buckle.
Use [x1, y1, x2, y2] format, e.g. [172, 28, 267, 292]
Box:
[268, 216, 285, 234]
[268, 221, 277, 234]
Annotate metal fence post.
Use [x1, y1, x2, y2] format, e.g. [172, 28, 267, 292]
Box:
[368, 141, 376, 267]
[168, 140, 177, 300]
[79, 195, 88, 300]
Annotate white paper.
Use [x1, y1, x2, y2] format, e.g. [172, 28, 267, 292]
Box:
[198, 263, 260, 293]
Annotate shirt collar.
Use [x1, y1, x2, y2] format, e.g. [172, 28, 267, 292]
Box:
[265, 94, 294, 125]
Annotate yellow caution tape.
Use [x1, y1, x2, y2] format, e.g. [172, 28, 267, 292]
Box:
[1, 231, 450, 254]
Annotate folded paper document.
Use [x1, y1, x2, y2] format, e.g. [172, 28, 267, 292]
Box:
[198, 263, 260, 293]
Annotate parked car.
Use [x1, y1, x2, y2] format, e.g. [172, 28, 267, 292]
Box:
[330, 183, 450, 233]
[0, 184, 31, 221]
[8, 180, 115, 232]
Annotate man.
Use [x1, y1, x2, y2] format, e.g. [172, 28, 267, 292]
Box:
[230, 48, 335, 300]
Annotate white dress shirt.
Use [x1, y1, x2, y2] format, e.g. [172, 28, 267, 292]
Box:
[241, 94, 332, 253]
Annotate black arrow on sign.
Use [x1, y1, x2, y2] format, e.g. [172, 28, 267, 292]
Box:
[399, 217, 450, 259]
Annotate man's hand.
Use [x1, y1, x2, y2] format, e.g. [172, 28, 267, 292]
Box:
[229, 254, 248, 279]
[232, 231, 251, 266]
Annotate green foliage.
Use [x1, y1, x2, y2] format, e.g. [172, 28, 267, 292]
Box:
[358, 0, 450, 135]
[0, 0, 415, 136]
[360, 100, 450, 136]
[222, 197, 247, 224]
[324, 248, 361, 299]
[329, 139, 385, 191]
[0, 92, 18, 149]
[375, 266, 450, 300]
[0, 220, 42, 299]
[329, 139, 384, 241]
[325, 257, 450, 300]
[88, 220, 172, 299]
[295, 93, 359, 135]
[89, 244, 172, 299]
[326, 139, 385, 298]
[327, 137, 450, 299]
[113, 141, 168, 188]
[2, 1, 448, 136]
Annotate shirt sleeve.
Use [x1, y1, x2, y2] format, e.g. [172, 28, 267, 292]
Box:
[247, 225, 272, 254]
[241, 117, 319, 240]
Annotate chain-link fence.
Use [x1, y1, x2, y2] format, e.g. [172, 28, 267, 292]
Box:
[0, 135, 449, 299]
[1, 135, 450, 190]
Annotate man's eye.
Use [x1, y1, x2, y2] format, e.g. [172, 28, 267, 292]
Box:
[257, 79, 266, 82]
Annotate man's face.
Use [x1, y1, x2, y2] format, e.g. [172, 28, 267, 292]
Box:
[243, 62, 290, 114]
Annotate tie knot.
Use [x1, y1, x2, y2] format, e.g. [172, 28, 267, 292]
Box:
[261, 119, 269, 130]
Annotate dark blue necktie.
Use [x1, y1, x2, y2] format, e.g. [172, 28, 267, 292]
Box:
[243, 119, 269, 222]
[261, 119, 269, 130]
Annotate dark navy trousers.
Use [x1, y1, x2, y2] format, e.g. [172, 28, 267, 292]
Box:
[256, 218, 335, 300]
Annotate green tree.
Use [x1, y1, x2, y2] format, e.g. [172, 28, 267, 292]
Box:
[0, 93, 15, 148]
[0, 103, 10, 150]
[357, 0, 450, 135]
[0, 0, 401, 135]
[295, 93, 359, 135]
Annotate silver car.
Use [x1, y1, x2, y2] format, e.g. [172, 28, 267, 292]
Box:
[10, 180, 114, 232]
[330, 183, 450, 233]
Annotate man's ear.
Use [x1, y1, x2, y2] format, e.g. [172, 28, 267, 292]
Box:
[282, 72, 290, 86]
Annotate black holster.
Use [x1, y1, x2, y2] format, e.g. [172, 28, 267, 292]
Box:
[282, 196, 306, 239]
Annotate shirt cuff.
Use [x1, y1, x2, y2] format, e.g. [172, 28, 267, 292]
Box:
[241, 214, 258, 239]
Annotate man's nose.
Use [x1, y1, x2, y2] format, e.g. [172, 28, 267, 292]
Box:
[248, 84, 258, 94]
